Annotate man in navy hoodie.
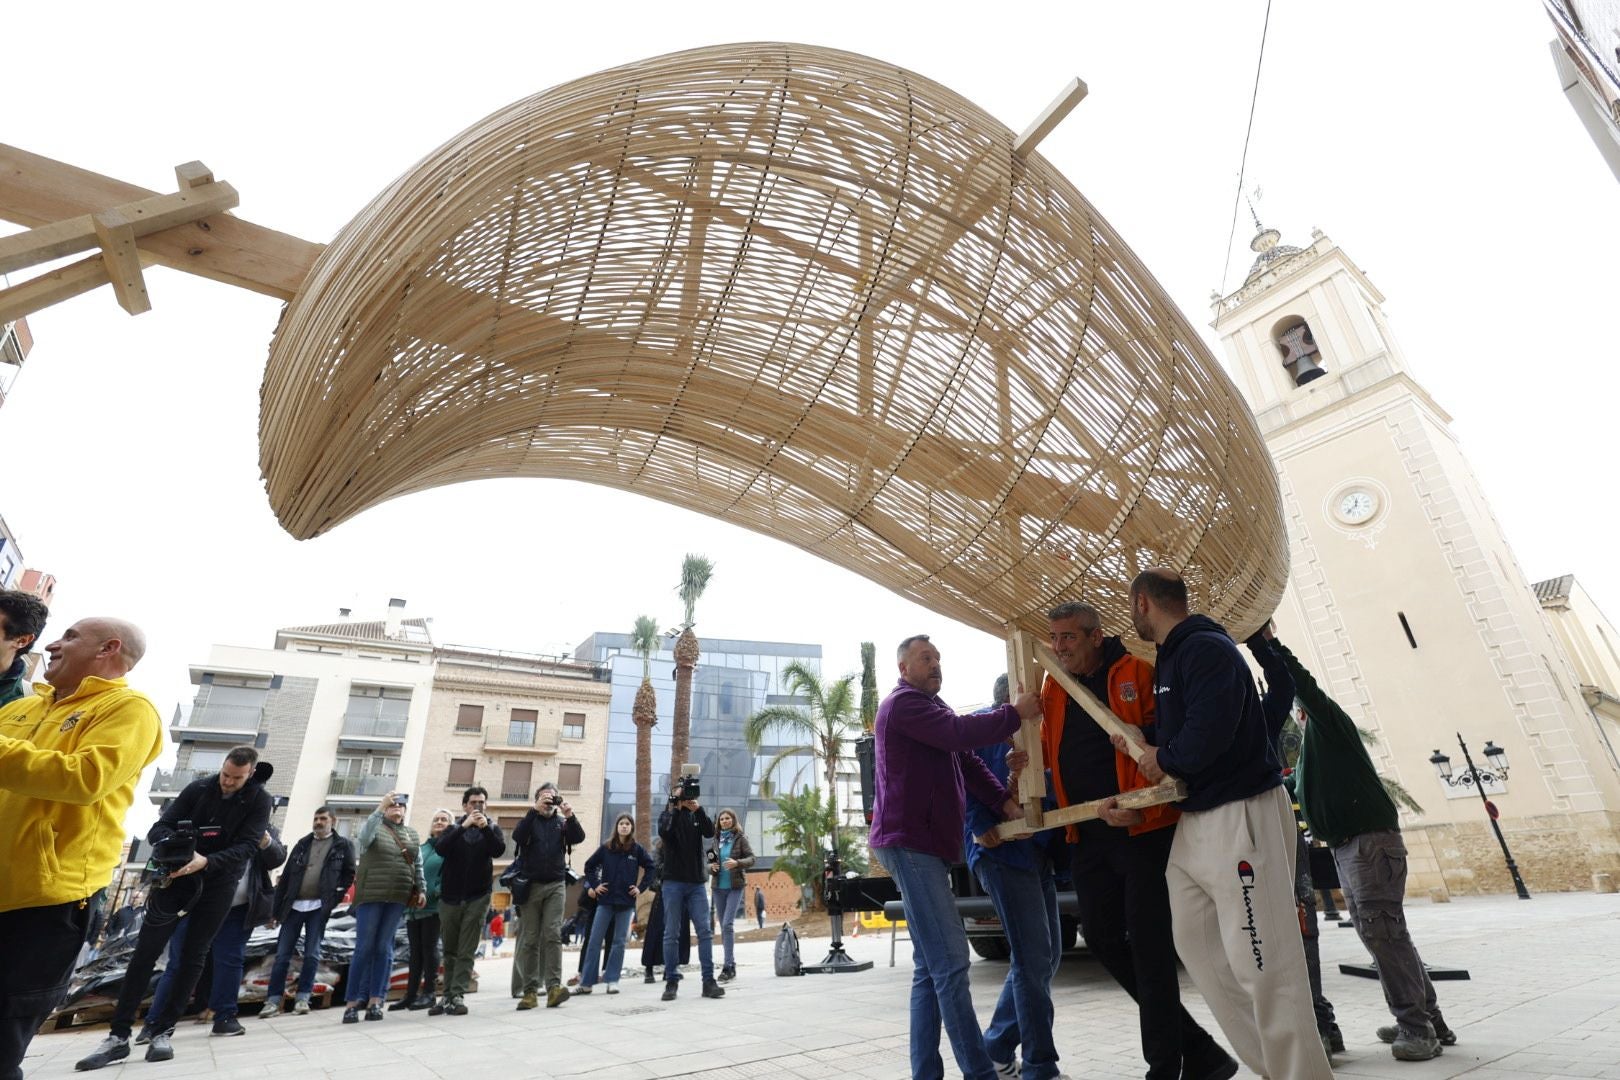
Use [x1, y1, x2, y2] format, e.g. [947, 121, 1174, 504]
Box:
[1116, 570, 1330, 1080]
[870, 634, 1039, 1080]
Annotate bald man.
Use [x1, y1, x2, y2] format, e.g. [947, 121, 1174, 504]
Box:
[0, 617, 162, 1080]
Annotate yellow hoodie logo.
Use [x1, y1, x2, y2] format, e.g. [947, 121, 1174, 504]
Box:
[60, 710, 85, 733]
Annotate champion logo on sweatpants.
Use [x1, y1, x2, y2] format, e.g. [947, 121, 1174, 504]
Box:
[1237, 860, 1263, 970]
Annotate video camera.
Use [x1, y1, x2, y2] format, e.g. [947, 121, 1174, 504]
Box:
[670, 762, 701, 803]
[142, 821, 198, 887]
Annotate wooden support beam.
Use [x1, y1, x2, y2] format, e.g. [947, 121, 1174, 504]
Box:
[994, 778, 1186, 839]
[1032, 639, 1148, 762]
[92, 210, 151, 315]
[0, 254, 121, 324]
[1005, 628, 1046, 829]
[0, 180, 239, 276]
[1012, 77, 1089, 159]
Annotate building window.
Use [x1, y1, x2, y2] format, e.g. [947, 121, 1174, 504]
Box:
[562, 711, 585, 739]
[558, 762, 582, 791]
[509, 707, 538, 747]
[501, 760, 533, 800]
[448, 758, 477, 785]
[456, 703, 485, 732]
[497, 815, 522, 832]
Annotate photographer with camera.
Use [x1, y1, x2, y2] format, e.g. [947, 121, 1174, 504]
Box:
[432, 786, 505, 1016]
[78, 745, 272, 1070]
[342, 791, 425, 1024]
[656, 770, 725, 1002]
[0, 615, 161, 1080]
[510, 781, 584, 1009]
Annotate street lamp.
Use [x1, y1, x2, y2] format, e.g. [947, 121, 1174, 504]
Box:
[1428, 734, 1531, 900]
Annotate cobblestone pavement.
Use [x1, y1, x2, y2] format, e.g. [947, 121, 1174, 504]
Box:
[24, 891, 1620, 1079]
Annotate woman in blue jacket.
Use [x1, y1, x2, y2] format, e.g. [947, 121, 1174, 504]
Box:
[576, 814, 654, 994]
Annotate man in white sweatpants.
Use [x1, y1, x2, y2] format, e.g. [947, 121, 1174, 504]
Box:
[1117, 569, 1331, 1080]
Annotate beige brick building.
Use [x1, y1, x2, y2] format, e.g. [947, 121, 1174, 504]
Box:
[410, 644, 612, 899]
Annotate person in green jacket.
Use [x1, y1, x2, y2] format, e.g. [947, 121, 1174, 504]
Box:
[1275, 634, 1457, 1062]
[0, 590, 49, 706]
[343, 793, 425, 1023]
[395, 808, 451, 1012]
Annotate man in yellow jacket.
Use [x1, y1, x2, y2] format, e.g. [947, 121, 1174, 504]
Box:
[0, 617, 161, 1080]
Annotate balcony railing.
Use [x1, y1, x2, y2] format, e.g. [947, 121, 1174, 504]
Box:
[340, 714, 409, 740]
[483, 723, 559, 752]
[179, 703, 263, 732]
[150, 767, 216, 793]
[327, 774, 397, 797]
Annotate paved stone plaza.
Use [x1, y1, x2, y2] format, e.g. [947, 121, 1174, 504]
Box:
[23, 892, 1620, 1079]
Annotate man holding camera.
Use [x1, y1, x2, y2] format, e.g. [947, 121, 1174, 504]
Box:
[511, 781, 585, 1009]
[78, 744, 272, 1070]
[656, 774, 724, 1001]
[433, 786, 505, 1015]
[0, 616, 161, 1080]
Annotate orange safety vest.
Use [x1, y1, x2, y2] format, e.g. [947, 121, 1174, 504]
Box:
[1039, 654, 1178, 843]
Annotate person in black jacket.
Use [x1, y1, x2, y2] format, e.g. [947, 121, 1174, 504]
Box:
[138, 824, 286, 1040]
[657, 789, 724, 1002]
[511, 781, 585, 1009]
[262, 806, 357, 1017]
[433, 786, 505, 1015]
[577, 813, 654, 994]
[77, 746, 273, 1071]
[1116, 570, 1330, 1080]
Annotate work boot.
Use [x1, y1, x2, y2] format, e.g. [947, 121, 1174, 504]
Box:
[517, 991, 539, 1011]
[74, 1034, 130, 1071]
[661, 981, 678, 1002]
[643, 967, 657, 984]
[701, 980, 725, 999]
[718, 964, 736, 982]
[145, 1033, 174, 1062]
[546, 985, 570, 1008]
[1388, 1027, 1443, 1062]
[1325, 1023, 1346, 1053]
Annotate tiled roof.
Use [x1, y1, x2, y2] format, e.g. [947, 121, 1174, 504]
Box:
[1532, 574, 1575, 604]
[277, 617, 434, 644]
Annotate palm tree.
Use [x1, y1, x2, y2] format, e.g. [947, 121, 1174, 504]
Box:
[744, 661, 857, 822]
[669, 554, 713, 785]
[630, 614, 661, 849]
[858, 641, 878, 734]
[769, 788, 868, 911]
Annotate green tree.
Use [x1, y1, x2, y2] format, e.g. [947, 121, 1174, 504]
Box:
[670, 554, 713, 785]
[859, 641, 878, 733]
[744, 660, 857, 822]
[1279, 716, 1425, 815]
[630, 614, 661, 849]
[768, 787, 868, 910]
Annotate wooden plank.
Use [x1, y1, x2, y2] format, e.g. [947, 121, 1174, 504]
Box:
[1012, 77, 1089, 158]
[0, 181, 239, 276]
[994, 778, 1186, 839]
[1032, 640, 1148, 762]
[93, 210, 151, 315]
[0, 144, 320, 300]
[0, 254, 114, 323]
[174, 161, 214, 190]
[1004, 628, 1046, 829]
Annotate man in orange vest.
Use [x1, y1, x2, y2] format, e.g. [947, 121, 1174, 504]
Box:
[1042, 602, 1236, 1080]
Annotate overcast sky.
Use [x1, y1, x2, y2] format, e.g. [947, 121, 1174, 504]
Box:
[3, 1, 1616, 768]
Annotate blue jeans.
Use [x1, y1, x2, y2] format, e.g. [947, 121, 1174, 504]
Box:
[875, 846, 996, 1080]
[205, 906, 253, 1019]
[580, 905, 633, 987]
[268, 907, 330, 1001]
[712, 886, 745, 967]
[347, 902, 404, 1005]
[660, 881, 714, 983]
[144, 918, 192, 1028]
[975, 859, 1062, 1079]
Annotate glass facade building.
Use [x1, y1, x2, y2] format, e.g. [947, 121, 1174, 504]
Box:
[573, 631, 821, 864]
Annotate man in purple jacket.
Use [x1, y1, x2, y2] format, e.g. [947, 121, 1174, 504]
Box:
[870, 634, 1041, 1080]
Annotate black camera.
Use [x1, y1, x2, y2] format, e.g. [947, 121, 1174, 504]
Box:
[143, 821, 198, 887]
[671, 763, 701, 802]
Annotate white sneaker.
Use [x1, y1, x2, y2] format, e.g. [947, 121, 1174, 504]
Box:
[991, 1061, 1018, 1079]
[604, 983, 619, 994]
[293, 998, 311, 1015]
[260, 1002, 280, 1018]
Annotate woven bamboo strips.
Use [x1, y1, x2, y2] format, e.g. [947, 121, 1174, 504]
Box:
[260, 43, 1289, 642]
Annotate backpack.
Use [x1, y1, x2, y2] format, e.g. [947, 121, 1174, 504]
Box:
[773, 922, 803, 976]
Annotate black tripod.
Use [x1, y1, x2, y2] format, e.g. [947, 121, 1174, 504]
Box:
[800, 840, 872, 974]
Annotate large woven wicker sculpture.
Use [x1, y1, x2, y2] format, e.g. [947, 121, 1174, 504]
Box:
[260, 43, 1286, 641]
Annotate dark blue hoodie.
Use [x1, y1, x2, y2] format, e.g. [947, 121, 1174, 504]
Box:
[1151, 614, 1281, 812]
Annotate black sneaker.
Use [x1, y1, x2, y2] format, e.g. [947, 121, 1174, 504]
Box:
[74, 1034, 130, 1071]
[1433, 1017, 1458, 1047]
[364, 1005, 384, 1022]
[661, 982, 678, 1002]
[701, 980, 726, 999]
[212, 1015, 245, 1037]
[408, 995, 433, 1011]
[341, 1006, 360, 1024]
[145, 1033, 174, 1062]
[134, 1026, 154, 1046]
[387, 997, 410, 1011]
[718, 965, 736, 982]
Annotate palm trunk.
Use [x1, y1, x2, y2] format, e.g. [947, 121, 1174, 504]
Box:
[670, 626, 699, 785]
[633, 678, 657, 849]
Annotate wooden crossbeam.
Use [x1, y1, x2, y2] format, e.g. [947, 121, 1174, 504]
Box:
[994, 778, 1186, 839]
[0, 253, 150, 324]
[92, 210, 151, 315]
[1004, 628, 1046, 830]
[0, 180, 239, 277]
[1032, 639, 1148, 762]
[1013, 78, 1089, 158]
